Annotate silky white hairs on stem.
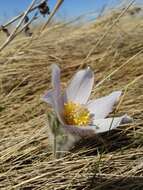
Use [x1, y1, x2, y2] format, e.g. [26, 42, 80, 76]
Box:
[47, 112, 80, 158]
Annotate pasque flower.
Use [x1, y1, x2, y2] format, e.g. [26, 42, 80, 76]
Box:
[42, 64, 132, 137]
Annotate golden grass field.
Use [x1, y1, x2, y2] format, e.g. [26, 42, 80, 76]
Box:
[0, 7, 143, 189]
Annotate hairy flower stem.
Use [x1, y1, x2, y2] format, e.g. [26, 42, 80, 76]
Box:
[47, 112, 60, 158]
[53, 131, 57, 158]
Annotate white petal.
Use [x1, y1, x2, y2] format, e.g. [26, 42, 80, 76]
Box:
[66, 67, 94, 104]
[90, 115, 132, 134]
[86, 91, 122, 119]
[42, 90, 53, 105]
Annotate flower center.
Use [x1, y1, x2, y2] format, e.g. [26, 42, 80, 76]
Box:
[64, 101, 91, 126]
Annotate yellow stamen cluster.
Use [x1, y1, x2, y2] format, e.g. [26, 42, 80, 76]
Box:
[64, 101, 91, 126]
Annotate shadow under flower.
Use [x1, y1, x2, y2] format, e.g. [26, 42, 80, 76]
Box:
[71, 127, 133, 156]
[81, 175, 143, 190]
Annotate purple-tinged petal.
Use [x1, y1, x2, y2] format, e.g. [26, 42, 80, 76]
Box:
[90, 115, 132, 134]
[63, 125, 95, 137]
[120, 114, 133, 124]
[42, 65, 68, 127]
[66, 67, 94, 104]
[53, 95, 65, 125]
[86, 91, 122, 119]
[42, 90, 54, 105]
[52, 64, 61, 97]
[42, 64, 62, 104]
[63, 115, 132, 137]
[51, 64, 66, 124]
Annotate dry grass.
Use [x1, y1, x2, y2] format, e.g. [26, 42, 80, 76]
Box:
[0, 7, 143, 190]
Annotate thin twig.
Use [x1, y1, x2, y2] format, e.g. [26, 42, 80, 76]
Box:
[40, 0, 64, 33]
[15, 13, 38, 37]
[53, 132, 57, 158]
[0, 0, 45, 30]
[0, 0, 37, 52]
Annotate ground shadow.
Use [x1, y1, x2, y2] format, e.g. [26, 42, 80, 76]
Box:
[72, 128, 133, 156]
[82, 175, 143, 190]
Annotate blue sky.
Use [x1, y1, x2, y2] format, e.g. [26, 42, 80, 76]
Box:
[0, 0, 141, 24]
